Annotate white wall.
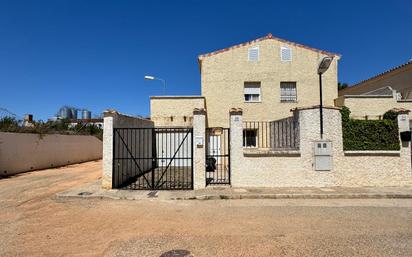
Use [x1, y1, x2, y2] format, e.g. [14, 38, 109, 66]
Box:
[230, 107, 412, 187]
[0, 132, 102, 176]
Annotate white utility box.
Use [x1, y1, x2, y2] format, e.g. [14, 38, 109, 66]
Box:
[314, 141, 332, 171]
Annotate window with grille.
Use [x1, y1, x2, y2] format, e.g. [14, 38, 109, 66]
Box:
[281, 47, 292, 61]
[244, 82, 261, 102]
[248, 46, 259, 61]
[280, 82, 297, 102]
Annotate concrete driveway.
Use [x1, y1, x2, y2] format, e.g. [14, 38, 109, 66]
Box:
[0, 160, 411, 257]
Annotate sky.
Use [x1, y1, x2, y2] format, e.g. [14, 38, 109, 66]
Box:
[0, 0, 411, 120]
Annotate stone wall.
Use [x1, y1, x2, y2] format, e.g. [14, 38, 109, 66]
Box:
[0, 132, 102, 176]
[230, 106, 412, 187]
[102, 110, 154, 189]
[335, 95, 412, 119]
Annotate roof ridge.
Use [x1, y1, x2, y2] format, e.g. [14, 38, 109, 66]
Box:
[198, 33, 341, 59]
[349, 60, 412, 88]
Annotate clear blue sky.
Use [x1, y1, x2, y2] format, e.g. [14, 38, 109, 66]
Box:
[1, 0, 411, 120]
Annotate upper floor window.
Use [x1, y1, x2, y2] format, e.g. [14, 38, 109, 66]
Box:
[248, 46, 259, 61]
[244, 82, 261, 102]
[280, 82, 297, 102]
[281, 47, 292, 62]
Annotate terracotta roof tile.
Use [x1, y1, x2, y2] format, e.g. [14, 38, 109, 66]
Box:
[198, 33, 341, 60]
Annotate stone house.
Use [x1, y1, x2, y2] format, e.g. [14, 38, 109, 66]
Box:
[102, 34, 412, 190]
[335, 60, 412, 119]
[151, 33, 340, 128]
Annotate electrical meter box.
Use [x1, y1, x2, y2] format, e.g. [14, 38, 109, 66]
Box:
[314, 141, 332, 171]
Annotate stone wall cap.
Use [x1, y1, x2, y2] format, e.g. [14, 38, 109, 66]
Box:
[193, 108, 207, 115]
[291, 105, 341, 112]
[103, 109, 151, 121]
[340, 95, 393, 99]
[229, 108, 243, 115]
[344, 150, 400, 156]
[390, 107, 410, 114]
[150, 96, 205, 99]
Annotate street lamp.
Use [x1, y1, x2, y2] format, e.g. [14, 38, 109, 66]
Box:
[317, 56, 333, 139]
[144, 75, 166, 95]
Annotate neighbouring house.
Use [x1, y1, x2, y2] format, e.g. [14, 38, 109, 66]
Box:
[102, 34, 412, 190]
[335, 60, 412, 119]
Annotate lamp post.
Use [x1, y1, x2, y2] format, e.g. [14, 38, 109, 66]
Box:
[144, 75, 166, 95]
[317, 56, 333, 139]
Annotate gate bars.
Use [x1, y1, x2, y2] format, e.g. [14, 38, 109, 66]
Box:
[112, 128, 193, 190]
[205, 128, 231, 185]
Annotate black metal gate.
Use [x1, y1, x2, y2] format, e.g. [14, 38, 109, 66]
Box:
[113, 128, 193, 190]
[206, 128, 230, 185]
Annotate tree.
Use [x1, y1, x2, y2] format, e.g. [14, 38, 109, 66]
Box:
[338, 82, 348, 91]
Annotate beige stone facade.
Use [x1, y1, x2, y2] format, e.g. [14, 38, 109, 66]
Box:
[335, 95, 412, 119]
[200, 36, 339, 127]
[150, 34, 340, 127]
[150, 96, 205, 127]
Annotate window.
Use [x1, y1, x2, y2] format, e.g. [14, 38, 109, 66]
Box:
[280, 82, 297, 102]
[244, 82, 261, 102]
[243, 129, 257, 147]
[248, 46, 259, 61]
[281, 46, 292, 61]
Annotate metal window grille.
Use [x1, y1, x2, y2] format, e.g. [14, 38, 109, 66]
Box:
[243, 117, 299, 150]
[280, 82, 297, 102]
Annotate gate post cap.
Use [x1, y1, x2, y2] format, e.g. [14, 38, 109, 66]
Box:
[229, 108, 243, 115]
[193, 108, 207, 115]
[390, 107, 410, 114]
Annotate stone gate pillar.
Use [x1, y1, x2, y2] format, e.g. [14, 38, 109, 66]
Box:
[229, 108, 243, 187]
[193, 108, 206, 189]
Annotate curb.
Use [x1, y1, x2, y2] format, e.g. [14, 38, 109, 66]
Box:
[176, 193, 412, 200]
[56, 192, 412, 201]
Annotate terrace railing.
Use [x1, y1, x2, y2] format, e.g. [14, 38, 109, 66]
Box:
[243, 116, 299, 150]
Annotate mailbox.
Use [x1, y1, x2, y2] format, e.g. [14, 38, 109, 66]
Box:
[314, 141, 332, 171]
[400, 131, 411, 142]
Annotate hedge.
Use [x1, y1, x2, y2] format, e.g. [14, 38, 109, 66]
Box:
[340, 107, 400, 151]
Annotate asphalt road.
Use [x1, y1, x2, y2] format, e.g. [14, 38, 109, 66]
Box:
[0, 161, 411, 257]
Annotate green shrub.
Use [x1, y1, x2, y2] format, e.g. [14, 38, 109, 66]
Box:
[340, 106, 351, 123]
[341, 107, 400, 151]
[0, 116, 19, 131]
[383, 110, 398, 121]
[0, 116, 102, 140]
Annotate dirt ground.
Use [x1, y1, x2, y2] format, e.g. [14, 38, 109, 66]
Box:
[1, 160, 412, 257]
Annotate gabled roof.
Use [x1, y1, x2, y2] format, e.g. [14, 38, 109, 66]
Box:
[198, 33, 341, 60]
[350, 60, 412, 88]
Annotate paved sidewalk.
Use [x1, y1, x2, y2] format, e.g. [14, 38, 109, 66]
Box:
[56, 180, 412, 200]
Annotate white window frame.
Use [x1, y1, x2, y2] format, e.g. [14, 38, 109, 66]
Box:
[244, 82, 261, 103]
[280, 82, 297, 102]
[243, 129, 257, 147]
[280, 46, 292, 62]
[248, 46, 259, 62]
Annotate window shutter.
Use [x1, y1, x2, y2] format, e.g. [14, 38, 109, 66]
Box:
[248, 47, 259, 61]
[281, 47, 292, 61]
[244, 87, 261, 94]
